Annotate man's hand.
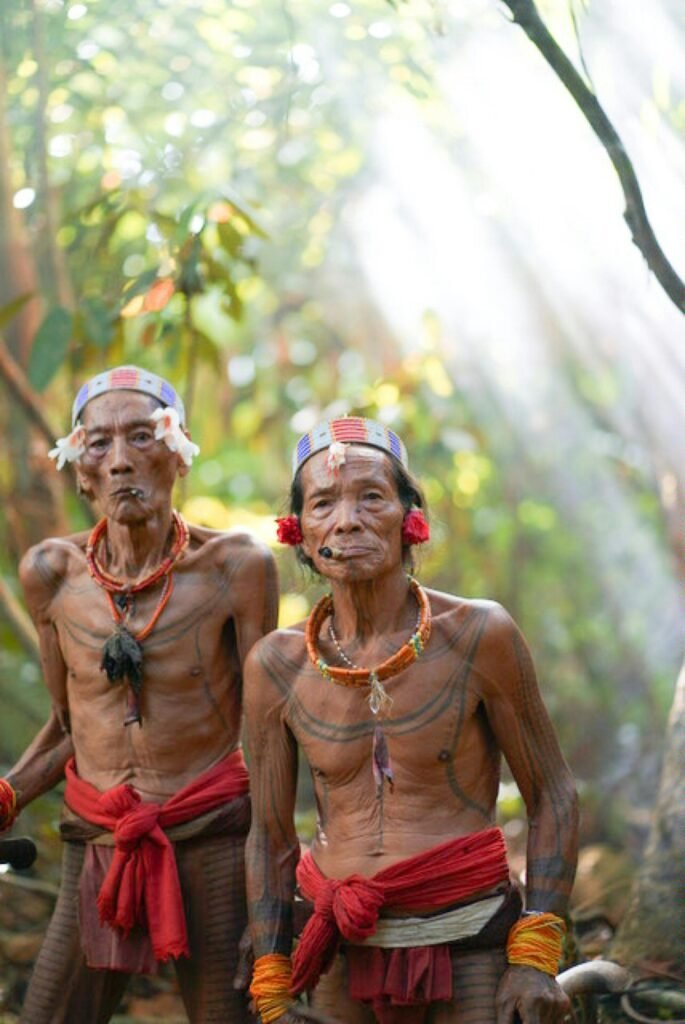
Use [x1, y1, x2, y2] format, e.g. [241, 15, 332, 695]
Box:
[232, 932, 340, 1024]
[272, 1005, 340, 1024]
[496, 965, 571, 1024]
[233, 926, 254, 991]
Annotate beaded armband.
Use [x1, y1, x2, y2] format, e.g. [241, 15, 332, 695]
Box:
[0, 779, 18, 832]
[506, 912, 566, 976]
[250, 953, 294, 1023]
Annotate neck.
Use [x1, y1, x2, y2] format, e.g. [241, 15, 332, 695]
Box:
[329, 566, 413, 643]
[102, 507, 175, 584]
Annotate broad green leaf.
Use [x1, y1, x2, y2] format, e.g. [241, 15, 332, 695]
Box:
[120, 268, 160, 305]
[220, 187, 269, 239]
[28, 307, 73, 391]
[81, 296, 114, 349]
[218, 221, 245, 259]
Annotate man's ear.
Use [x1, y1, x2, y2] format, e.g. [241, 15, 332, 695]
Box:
[76, 468, 95, 502]
[299, 529, 312, 559]
[176, 428, 194, 477]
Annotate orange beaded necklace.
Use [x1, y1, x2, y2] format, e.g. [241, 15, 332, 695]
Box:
[305, 576, 432, 716]
[86, 510, 190, 725]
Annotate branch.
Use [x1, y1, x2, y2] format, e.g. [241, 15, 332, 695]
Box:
[0, 337, 58, 446]
[501, 0, 685, 316]
[0, 336, 91, 514]
[0, 576, 39, 662]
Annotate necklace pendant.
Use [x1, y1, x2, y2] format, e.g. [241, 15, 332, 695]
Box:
[113, 592, 131, 616]
[368, 671, 392, 717]
[124, 685, 142, 727]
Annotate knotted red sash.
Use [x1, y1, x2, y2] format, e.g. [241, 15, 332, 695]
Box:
[64, 748, 249, 961]
[291, 826, 509, 994]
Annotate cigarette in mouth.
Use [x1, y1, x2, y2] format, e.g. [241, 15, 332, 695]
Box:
[318, 546, 345, 561]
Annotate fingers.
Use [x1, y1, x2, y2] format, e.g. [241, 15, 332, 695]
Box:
[495, 994, 518, 1024]
[232, 926, 254, 990]
[290, 1006, 342, 1024]
[496, 979, 570, 1024]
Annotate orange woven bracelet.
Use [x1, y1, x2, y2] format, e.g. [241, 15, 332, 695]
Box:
[506, 912, 566, 975]
[0, 779, 18, 832]
[250, 953, 294, 1024]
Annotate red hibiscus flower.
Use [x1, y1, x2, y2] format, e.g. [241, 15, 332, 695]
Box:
[275, 515, 303, 545]
[401, 509, 430, 545]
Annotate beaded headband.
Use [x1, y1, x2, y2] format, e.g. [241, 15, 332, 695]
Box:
[72, 365, 185, 427]
[293, 417, 408, 475]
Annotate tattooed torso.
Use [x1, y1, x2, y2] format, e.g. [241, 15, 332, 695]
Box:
[252, 589, 568, 880]
[21, 525, 277, 801]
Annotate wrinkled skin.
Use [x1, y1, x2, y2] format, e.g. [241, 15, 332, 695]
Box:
[7, 390, 278, 1022]
[497, 966, 571, 1024]
[244, 446, 578, 1024]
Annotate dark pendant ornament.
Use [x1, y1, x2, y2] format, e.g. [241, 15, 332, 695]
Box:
[101, 626, 144, 727]
[372, 723, 394, 795]
[86, 511, 189, 730]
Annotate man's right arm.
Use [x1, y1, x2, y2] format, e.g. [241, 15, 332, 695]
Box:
[243, 635, 339, 1024]
[4, 710, 74, 817]
[1, 542, 75, 830]
[243, 634, 300, 959]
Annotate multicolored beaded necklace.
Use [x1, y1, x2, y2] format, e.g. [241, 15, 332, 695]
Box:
[305, 575, 431, 713]
[85, 510, 190, 726]
[305, 576, 431, 793]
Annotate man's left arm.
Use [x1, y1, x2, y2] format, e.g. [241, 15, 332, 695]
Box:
[481, 604, 578, 1024]
[229, 538, 279, 670]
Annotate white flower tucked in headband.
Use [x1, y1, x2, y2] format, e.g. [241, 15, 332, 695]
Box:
[48, 425, 86, 470]
[326, 441, 347, 474]
[48, 407, 200, 471]
[151, 406, 200, 466]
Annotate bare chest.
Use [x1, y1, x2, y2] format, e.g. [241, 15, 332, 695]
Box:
[288, 657, 490, 789]
[53, 569, 238, 699]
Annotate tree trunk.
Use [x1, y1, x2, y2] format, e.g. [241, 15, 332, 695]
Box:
[610, 663, 685, 977]
[0, 54, 68, 556]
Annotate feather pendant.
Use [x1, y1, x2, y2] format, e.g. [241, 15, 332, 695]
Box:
[100, 626, 144, 691]
[372, 723, 394, 794]
[100, 626, 144, 727]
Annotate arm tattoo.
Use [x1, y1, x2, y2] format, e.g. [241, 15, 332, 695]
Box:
[33, 548, 63, 595]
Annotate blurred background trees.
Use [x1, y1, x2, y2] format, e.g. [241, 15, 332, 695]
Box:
[0, 0, 683, 1013]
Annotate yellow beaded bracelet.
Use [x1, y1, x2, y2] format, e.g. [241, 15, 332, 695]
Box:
[506, 912, 566, 975]
[250, 953, 295, 1024]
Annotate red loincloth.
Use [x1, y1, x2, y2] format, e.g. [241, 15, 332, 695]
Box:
[291, 827, 510, 1006]
[64, 748, 249, 963]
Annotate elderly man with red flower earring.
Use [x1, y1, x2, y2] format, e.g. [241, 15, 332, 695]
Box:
[243, 417, 578, 1024]
[0, 366, 278, 1024]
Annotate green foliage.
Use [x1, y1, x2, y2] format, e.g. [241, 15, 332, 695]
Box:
[0, 0, 678, 839]
[28, 307, 73, 390]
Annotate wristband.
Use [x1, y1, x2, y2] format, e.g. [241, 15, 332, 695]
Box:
[0, 779, 18, 832]
[250, 953, 294, 1023]
[506, 912, 566, 975]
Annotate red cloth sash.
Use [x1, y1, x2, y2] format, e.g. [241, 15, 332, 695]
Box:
[64, 748, 249, 962]
[291, 826, 509, 995]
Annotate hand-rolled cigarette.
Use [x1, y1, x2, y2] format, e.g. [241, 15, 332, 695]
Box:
[318, 546, 345, 560]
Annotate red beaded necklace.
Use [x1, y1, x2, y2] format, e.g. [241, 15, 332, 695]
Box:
[86, 510, 190, 726]
[86, 509, 190, 594]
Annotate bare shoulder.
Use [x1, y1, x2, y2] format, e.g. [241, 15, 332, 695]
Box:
[19, 531, 89, 609]
[426, 587, 514, 634]
[425, 589, 523, 673]
[428, 590, 535, 701]
[244, 625, 306, 703]
[186, 523, 274, 575]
